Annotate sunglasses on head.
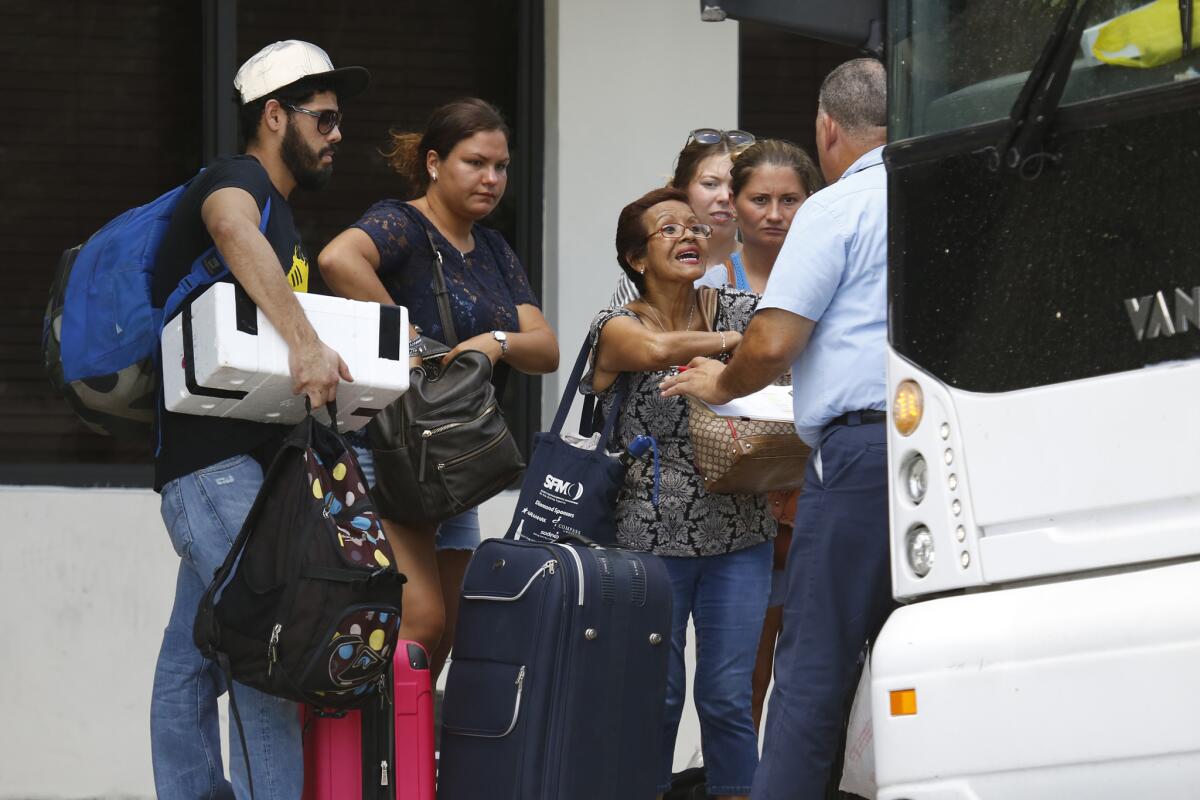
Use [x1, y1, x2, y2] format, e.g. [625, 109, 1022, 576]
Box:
[282, 102, 342, 135]
[687, 128, 755, 147]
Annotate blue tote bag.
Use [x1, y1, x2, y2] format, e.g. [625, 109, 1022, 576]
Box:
[504, 339, 632, 546]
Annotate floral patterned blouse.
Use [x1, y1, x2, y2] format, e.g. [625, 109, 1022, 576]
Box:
[581, 288, 776, 557]
[352, 200, 539, 343]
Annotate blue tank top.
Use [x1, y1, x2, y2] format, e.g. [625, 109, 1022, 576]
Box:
[729, 251, 751, 292]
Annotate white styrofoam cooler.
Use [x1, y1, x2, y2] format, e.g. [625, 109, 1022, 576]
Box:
[162, 282, 409, 431]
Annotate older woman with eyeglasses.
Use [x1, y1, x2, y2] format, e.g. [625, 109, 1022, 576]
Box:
[583, 186, 775, 800]
[611, 128, 755, 307]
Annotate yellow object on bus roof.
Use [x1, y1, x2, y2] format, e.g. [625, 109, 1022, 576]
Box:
[1092, 0, 1200, 68]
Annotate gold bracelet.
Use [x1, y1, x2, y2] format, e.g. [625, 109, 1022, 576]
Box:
[720, 330, 727, 352]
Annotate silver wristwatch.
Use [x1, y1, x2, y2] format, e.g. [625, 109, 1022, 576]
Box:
[492, 330, 509, 356]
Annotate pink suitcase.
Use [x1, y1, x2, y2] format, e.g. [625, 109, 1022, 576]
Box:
[302, 640, 436, 800]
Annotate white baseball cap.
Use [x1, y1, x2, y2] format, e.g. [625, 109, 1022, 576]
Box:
[234, 40, 370, 104]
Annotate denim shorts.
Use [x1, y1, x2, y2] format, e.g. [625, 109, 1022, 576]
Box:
[351, 443, 481, 551]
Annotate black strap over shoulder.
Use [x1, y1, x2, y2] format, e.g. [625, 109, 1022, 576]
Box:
[411, 207, 518, 398]
[420, 225, 460, 348]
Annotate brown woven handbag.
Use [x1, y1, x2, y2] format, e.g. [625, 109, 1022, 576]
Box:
[686, 287, 811, 495]
[687, 399, 811, 495]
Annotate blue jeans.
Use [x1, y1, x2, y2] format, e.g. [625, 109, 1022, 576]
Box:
[752, 421, 894, 800]
[151, 454, 302, 800]
[659, 541, 773, 795]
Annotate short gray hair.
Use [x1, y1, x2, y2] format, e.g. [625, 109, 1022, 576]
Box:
[818, 58, 887, 137]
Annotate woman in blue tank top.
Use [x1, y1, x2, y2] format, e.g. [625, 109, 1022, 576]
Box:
[697, 139, 824, 296]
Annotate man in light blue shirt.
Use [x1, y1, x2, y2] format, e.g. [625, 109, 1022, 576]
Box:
[661, 58, 892, 799]
[761, 141, 887, 446]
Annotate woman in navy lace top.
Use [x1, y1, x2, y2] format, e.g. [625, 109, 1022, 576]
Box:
[319, 98, 559, 680]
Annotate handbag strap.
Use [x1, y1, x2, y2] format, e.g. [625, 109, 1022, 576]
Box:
[698, 285, 720, 332]
[552, 338, 626, 443]
[470, 228, 513, 399]
[408, 204, 522, 396]
[420, 225, 460, 348]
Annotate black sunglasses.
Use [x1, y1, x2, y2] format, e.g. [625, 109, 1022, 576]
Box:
[282, 103, 342, 135]
[688, 128, 755, 147]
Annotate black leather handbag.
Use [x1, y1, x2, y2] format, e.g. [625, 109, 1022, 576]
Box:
[366, 223, 524, 525]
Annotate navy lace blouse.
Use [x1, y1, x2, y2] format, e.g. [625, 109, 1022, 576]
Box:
[352, 201, 538, 343]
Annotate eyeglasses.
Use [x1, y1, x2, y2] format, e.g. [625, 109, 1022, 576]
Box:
[688, 128, 755, 147]
[282, 103, 342, 135]
[644, 223, 713, 242]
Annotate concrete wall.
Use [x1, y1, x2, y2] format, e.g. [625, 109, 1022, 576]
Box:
[0, 488, 170, 799]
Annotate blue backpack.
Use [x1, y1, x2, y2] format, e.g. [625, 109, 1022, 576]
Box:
[43, 176, 270, 438]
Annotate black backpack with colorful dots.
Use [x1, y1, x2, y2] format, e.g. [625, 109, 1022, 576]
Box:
[193, 401, 407, 712]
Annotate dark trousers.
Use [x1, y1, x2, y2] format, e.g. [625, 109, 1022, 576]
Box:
[752, 420, 894, 800]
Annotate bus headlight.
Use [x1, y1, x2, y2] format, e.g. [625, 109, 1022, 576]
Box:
[893, 380, 923, 436]
[904, 454, 928, 505]
[905, 525, 935, 577]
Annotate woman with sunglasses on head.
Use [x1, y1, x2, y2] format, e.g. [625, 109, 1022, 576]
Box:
[690, 138, 825, 734]
[317, 97, 559, 680]
[585, 187, 775, 800]
[610, 128, 755, 307]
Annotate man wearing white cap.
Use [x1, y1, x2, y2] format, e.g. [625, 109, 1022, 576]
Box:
[149, 40, 369, 799]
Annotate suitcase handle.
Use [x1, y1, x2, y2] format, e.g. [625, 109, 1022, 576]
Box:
[556, 531, 601, 549]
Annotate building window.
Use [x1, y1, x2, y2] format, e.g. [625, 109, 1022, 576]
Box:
[0, 2, 202, 486]
[739, 21, 860, 155]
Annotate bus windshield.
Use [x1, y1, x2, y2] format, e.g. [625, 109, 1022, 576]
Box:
[889, 0, 1200, 140]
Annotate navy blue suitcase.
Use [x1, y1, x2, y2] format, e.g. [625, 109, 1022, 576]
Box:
[438, 537, 673, 800]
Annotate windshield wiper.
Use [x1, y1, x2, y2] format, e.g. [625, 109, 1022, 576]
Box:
[992, 0, 1095, 178]
[1182, 0, 1194, 58]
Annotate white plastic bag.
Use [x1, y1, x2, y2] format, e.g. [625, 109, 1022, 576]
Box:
[839, 659, 877, 798]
